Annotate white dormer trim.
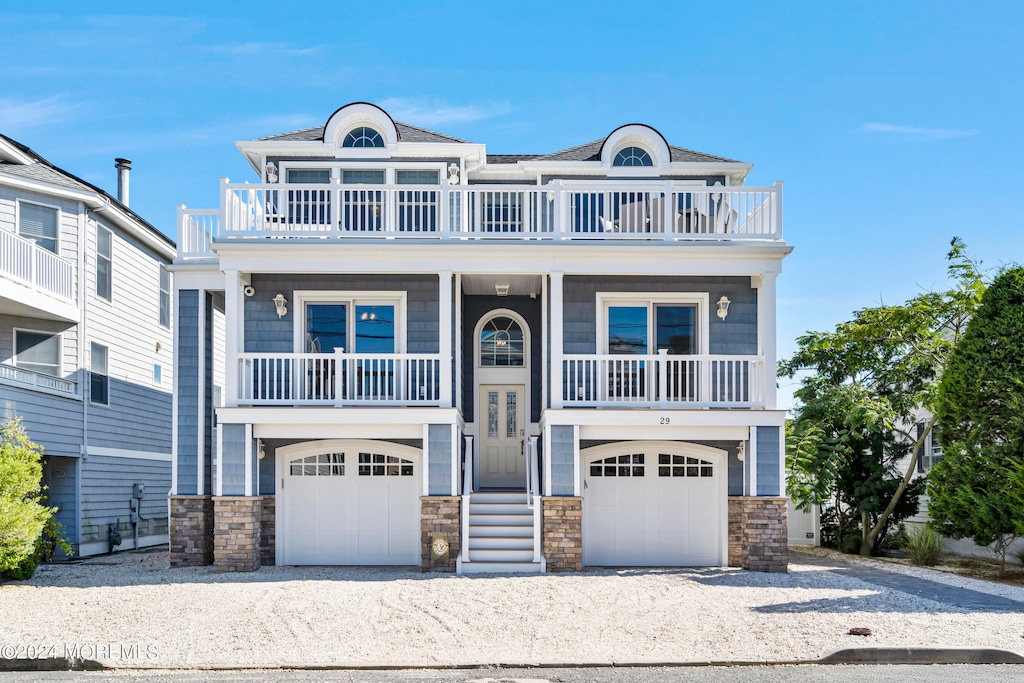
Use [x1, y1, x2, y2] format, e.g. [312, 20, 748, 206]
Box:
[323, 103, 400, 159]
[601, 124, 671, 176]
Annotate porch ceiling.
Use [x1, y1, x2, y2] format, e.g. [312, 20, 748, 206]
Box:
[461, 274, 542, 297]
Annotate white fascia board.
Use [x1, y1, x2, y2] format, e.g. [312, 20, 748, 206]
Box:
[540, 408, 787, 429]
[512, 160, 754, 180]
[235, 140, 486, 162]
[218, 406, 463, 428]
[215, 242, 791, 277]
[0, 173, 175, 261]
[170, 269, 226, 290]
[0, 139, 37, 165]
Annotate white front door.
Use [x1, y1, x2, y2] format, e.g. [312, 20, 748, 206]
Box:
[479, 384, 525, 488]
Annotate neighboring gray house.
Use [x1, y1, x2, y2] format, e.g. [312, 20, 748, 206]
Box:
[0, 134, 175, 557]
[171, 102, 791, 574]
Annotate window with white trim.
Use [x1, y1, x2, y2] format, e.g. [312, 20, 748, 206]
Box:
[613, 146, 653, 167]
[159, 265, 171, 328]
[343, 127, 384, 148]
[601, 294, 707, 356]
[14, 331, 60, 377]
[658, 454, 713, 477]
[480, 316, 525, 366]
[589, 454, 645, 477]
[96, 227, 112, 301]
[18, 201, 58, 254]
[358, 452, 414, 476]
[90, 342, 108, 405]
[917, 423, 943, 472]
[298, 292, 404, 354]
[289, 452, 345, 476]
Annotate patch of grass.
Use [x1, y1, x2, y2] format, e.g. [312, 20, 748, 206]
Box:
[904, 525, 945, 566]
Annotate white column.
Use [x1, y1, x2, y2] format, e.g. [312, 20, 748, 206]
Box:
[244, 423, 253, 497]
[550, 272, 564, 409]
[438, 271, 453, 407]
[748, 427, 758, 497]
[454, 273, 463, 412]
[757, 273, 778, 409]
[224, 270, 241, 407]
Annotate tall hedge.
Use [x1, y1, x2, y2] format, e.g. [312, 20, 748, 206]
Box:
[0, 418, 54, 574]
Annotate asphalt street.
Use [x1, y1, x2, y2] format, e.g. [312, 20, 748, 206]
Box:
[3, 666, 1024, 683]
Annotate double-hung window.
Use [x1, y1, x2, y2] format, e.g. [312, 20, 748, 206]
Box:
[159, 265, 171, 328]
[18, 201, 59, 253]
[285, 169, 331, 228]
[14, 331, 60, 377]
[396, 169, 440, 233]
[90, 342, 109, 405]
[96, 227, 112, 301]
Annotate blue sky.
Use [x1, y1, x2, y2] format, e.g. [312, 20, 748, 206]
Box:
[3, 2, 1022, 407]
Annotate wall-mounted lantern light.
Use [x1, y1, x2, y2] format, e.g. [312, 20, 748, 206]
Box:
[717, 295, 731, 320]
[273, 293, 288, 318]
[265, 162, 278, 183]
[448, 162, 460, 185]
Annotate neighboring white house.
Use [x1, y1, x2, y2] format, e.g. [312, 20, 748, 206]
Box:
[169, 102, 792, 574]
[0, 134, 176, 557]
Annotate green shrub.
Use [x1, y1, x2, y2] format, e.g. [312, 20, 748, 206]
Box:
[905, 525, 945, 566]
[0, 418, 66, 578]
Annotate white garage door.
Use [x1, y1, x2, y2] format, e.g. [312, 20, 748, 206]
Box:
[583, 442, 727, 567]
[279, 440, 420, 566]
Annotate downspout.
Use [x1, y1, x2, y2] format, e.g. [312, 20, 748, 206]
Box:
[77, 203, 87, 556]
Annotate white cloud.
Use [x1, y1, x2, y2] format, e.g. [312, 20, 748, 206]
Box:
[0, 96, 78, 131]
[861, 122, 978, 139]
[378, 98, 510, 126]
[207, 42, 323, 57]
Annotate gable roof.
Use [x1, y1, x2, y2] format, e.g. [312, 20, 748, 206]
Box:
[535, 138, 742, 164]
[0, 133, 175, 251]
[259, 121, 471, 144]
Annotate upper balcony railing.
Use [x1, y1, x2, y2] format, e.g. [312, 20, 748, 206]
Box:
[178, 180, 782, 259]
[0, 362, 78, 396]
[0, 229, 74, 302]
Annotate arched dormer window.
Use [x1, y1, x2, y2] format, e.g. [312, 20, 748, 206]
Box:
[613, 146, 653, 167]
[343, 127, 385, 148]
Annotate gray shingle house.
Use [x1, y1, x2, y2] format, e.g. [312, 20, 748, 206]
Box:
[170, 102, 791, 573]
[0, 134, 175, 556]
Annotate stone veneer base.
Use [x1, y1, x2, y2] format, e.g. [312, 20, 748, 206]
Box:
[259, 495, 276, 566]
[542, 497, 582, 572]
[420, 496, 460, 572]
[169, 495, 214, 568]
[729, 496, 789, 573]
[213, 497, 262, 572]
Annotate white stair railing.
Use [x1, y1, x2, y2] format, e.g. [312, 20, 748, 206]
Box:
[526, 436, 542, 563]
[460, 435, 474, 567]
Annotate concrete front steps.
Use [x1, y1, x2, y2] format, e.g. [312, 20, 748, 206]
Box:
[458, 491, 543, 574]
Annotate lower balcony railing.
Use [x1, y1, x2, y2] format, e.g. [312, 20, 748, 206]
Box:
[237, 352, 442, 406]
[0, 363, 78, 396]
[0, 229, 74, 301]
[562, 353, 764, 407]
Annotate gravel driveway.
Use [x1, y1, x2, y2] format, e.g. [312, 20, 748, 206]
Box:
[1, 548, 1022, 668]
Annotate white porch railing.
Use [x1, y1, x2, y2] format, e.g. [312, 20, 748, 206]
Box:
[526, 436, 542, 563]
[236, 351, 442, 406]
[177, 181, 782, 259]
[562, 352, 764, 407]
[0, 229, 74, 301]
[0, 363, 77, 395]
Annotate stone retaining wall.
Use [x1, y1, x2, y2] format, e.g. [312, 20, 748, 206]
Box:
[421, 496, 460, 572]
[542, 497, 582, 572]
[169, 495, 214, 568]
[213, 497, 262, 572]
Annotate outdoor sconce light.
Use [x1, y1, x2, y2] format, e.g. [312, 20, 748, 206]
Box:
[448, 162, 460, 184]
[737, 441, 745, 462]
[273, 293, 288, 318]
[257, 439, 266, 460]
[717, 295, 731, 320]
[265, 162, 278, 183]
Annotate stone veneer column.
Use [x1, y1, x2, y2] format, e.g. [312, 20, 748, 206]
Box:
[740, 496, 789, 573]
[541, 497, 582, 572]
[727, 497, 745, 568]
[169, 495, 214, 567]
[421, 496, 460, 572]
[259, 496, 276, 567]
[213, 497, 262, 572]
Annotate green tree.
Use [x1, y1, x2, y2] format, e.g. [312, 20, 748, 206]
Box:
[0, 417, 58, 576]
[930, 266, 1024, 571]
[781, 239, 986, 556]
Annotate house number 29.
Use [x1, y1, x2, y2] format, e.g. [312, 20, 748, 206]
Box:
[660, 417, 671, 424]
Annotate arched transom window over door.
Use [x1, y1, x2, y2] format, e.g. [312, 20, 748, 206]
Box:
[480, 316, 525, 366]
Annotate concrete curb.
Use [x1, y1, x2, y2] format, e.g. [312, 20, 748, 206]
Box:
[2, 648, 1022, 672]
